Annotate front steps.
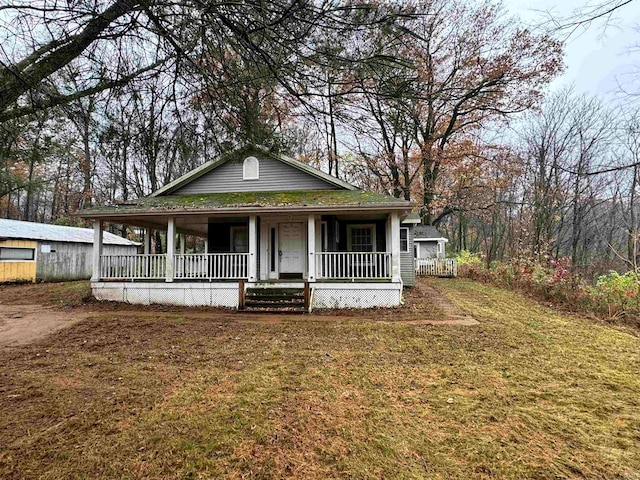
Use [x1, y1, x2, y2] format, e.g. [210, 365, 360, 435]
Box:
[241, 283, 309, 313]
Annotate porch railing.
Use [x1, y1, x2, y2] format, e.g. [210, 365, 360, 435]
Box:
[316, 252, 391, 280]
[416, 258, 457, 277]
[174, 253, 248, 280]
[99, 253, 249, 280]
[100, 254, 167, 280]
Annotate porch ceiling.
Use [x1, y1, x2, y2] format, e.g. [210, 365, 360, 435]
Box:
[76, 190, 414, 221]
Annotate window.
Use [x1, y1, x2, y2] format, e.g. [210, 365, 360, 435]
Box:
[437, 241, 443, 255]
[270, 227, 276, 272]
[0, 247, 35, 261]
[243, 156, 259, 180]
[347, 225, 376, 252]
[230, 226, 248, 252]
[400, 228, 409, 253]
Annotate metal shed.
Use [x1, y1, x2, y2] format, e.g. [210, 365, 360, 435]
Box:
[0, 219, 139, 283]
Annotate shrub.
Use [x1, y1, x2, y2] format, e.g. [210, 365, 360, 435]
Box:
[457, 254, 640, 327]
[588, 271, 640, 319]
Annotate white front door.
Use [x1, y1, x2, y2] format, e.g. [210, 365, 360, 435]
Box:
[279, 222, 305, 276]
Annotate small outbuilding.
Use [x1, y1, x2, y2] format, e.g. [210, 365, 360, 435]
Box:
[0, 219, 139, 283]
[413, 225, 448, 260]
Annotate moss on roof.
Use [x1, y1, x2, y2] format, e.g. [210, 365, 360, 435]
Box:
[78, 190, 412, 217]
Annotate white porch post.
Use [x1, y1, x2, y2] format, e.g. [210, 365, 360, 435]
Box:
[143, 228, 151, 255]
[179, 234, 186, 254]
[91, 220, 103, 282]
[390, 212, 401, 282]
[248, 215, 257, 281]
[166, 217, 175, 282]
[307, 214, 316, 282]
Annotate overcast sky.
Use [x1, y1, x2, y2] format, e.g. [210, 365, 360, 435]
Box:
[504, 0, 640, 101]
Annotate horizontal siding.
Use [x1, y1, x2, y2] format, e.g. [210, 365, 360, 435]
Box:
[173, 155, 340, 194]
[417, 241, 438, 259]
[400, 226, 415, 287]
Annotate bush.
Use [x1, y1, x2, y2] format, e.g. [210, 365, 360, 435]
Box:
[457, 254, 640, 326]
[588, 271, 640, 319]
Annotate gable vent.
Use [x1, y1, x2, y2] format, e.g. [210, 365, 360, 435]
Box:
[243, 156, 259, 180]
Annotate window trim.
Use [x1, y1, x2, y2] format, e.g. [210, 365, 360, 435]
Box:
[400, 227, 409, 253]
[346, 224, 376, 252]
[0, 246, 36, 262]
[242, 156, 260, 180]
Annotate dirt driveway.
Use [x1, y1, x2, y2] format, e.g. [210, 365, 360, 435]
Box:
[0, 304, 90, 347]
[0, 279, 477, 347]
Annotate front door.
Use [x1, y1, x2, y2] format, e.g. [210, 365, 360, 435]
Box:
[279, 222, 305, 278]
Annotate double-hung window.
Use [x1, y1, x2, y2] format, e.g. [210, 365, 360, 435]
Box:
[347, 225, 376, 252]
[400, 228, 409, 253]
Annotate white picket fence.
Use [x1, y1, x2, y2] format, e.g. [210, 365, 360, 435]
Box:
[416, 258, 457, 277]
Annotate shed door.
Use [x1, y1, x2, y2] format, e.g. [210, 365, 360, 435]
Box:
[279, 222, 305, 277]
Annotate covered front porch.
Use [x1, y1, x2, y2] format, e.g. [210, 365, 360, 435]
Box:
[89, 211, 404, 309]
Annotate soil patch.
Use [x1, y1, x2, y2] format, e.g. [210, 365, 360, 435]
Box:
[0, 304, 89, 347]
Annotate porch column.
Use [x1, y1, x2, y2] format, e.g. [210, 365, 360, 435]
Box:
[143, 228, 151, 255]
[389, 212, 401, 282]
[91, 220, 103, 282]
[179, 234, 186, 254]
[307, 214, 316, 282]
[248, 215, 257, 282]
[166, 217, 175, 282]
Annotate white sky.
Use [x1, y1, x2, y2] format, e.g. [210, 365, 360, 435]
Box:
[504, 0, 640, 101]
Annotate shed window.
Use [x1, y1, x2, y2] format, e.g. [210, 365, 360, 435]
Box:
[400, 228, 409, 253]
[243, 156, 259, 180]
[0, 247, 35, 261]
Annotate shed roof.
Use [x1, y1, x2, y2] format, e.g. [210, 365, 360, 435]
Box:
[414, 225, 445, 240]
[0, 219, 139, 246]
[77, 190, 413, 218]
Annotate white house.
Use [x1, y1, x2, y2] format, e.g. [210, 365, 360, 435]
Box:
[78, 145, 416, 310]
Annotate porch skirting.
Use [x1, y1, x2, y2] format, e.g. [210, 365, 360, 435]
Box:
[92, 281, 403, 309]
[92, 282, 241, 308]
[311, 282, 402, 309]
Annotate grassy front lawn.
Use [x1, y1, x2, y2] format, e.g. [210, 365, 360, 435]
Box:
[1, 279, 639, 479]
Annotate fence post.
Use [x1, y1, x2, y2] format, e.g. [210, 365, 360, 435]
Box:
[238, 279, 245, 310]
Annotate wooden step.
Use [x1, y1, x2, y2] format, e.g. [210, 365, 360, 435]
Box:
[242, 285, 308, 313]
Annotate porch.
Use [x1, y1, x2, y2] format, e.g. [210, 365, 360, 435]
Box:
[91, 212, 402, 283]
[89, 212, 404, 309]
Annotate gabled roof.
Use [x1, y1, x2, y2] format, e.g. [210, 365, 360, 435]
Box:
[0, 218, 139, 246]
[402, 212, 421, 224]
[77, 190, 413, 218]
[414, 225, 446, 240]
[150, 144, 357, 197]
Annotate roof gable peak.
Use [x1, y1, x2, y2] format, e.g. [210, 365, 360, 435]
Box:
[150, 144, 357, 197]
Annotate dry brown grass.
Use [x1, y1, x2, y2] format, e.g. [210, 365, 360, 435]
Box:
[1, 278, 639, 479]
